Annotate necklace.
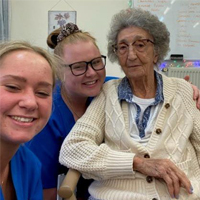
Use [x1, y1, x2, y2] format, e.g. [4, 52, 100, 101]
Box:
[1, 164, 9, 188]
[61, 86, 85, 120]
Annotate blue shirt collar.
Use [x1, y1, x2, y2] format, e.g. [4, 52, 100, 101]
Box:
[118, 70, 164, 104]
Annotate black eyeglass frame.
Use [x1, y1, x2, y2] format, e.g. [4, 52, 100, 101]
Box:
[112, 38, 155, 55]
[66, 55, 106, 76]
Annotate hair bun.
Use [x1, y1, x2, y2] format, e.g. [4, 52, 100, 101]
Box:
[47, 23, 81, 49]
[47, 28, 61, 49]
[57, 23, 81, 42]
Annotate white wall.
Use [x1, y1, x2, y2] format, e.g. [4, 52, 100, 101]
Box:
[10, 0, 128, 77]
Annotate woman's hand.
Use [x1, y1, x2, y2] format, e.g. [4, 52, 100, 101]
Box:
[133, 156, 193, 199]
[184, 75, 200, 109]
[191, 84, 200, 109]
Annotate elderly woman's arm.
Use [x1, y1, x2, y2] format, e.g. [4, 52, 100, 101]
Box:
[59, 87, 136, 180]
[132, 156, 192, 199]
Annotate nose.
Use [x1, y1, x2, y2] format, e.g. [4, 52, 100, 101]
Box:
[127, 45, 137, 60]
[85, 64, 97, 77]
[18, 89, 38, 111]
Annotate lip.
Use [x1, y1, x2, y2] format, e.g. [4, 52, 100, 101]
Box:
[9, 115, 37, 123]
[127, 64, 141, 68]
[83, 80, 98, 86]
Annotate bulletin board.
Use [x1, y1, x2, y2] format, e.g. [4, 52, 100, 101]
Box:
[133, 0, 200, 60]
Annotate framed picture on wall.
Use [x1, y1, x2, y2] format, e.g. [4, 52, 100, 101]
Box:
[48, 11, 77, 35]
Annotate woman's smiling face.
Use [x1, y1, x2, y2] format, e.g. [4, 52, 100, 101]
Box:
[0, 50, 53, 145]
[61, 40, 106, 99]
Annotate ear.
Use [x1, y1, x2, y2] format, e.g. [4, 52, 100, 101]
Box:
[153, 53, 158, 64]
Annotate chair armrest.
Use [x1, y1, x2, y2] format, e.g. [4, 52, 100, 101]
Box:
[57, 169, 81, 200]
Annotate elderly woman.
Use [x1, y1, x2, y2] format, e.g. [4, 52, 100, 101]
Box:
[59, 8, 200, 200]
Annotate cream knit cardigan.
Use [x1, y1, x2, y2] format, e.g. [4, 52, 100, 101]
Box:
[60, 74, 200, 200]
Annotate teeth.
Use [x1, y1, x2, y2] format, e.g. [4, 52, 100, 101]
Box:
[12, 116, 34, 123]
[85, 81, 96, 85]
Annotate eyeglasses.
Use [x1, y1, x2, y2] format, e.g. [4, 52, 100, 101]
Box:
[113, 39, 154, 55]
[65, 55, 106, 76]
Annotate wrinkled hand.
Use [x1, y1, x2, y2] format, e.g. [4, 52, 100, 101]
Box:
[184, 75, 200, 110]
[133, 156, 193, 199]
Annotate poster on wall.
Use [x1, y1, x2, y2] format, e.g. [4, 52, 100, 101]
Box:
[48, 11, 76, 36]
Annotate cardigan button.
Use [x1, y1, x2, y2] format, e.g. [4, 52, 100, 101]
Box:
[144, 153, 150, 158]
[146, 176, 153, 183]
[156, 128, 162, 134]
[165, 103, 170, 109]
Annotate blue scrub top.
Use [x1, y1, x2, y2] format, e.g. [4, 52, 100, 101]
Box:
[0, 145, 42, 200]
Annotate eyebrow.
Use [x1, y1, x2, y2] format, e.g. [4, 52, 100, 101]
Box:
[2, 75, 26, 82]
[1, 75, 53, 87]
[118, 36, 143, 44]
[67, 56, 102, 66]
